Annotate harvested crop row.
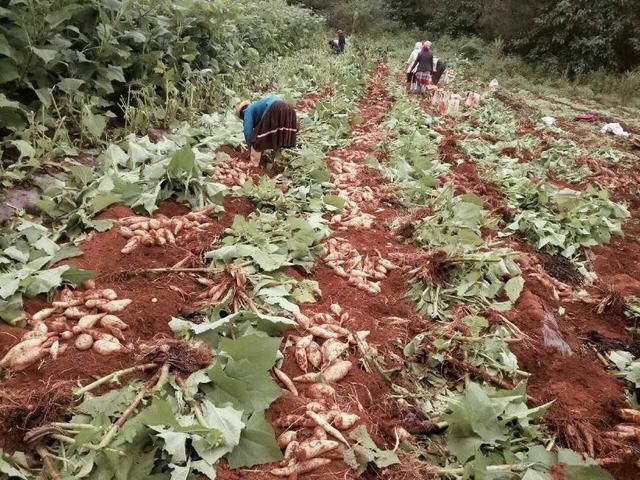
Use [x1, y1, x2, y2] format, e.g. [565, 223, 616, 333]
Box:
[115, 206, 216, 254]
[270, 304, 373, 476]
[322, 237, 396, 293]
[212, 158, 252, 186]
[0, 281, 131, 371]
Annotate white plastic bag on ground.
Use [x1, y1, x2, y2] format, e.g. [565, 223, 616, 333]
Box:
[541, 116, 556, 127]
[600, 123, 629, 137]
[489, 79, 499, 88]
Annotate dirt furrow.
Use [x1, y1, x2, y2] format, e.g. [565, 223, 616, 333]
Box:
[415, 83, 640, 477]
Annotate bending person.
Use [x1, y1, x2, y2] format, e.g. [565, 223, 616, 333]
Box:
[235, 96, 298, 167]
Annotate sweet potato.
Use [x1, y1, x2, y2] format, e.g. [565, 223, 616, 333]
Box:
[274, 415, 315, 428]
[0, 337, 49, 371]
[311, 426, 328, 441]
[295, 439, 339, 461]
[50, 341, 60, 360]
[307, 383, 336, 401]
[74, 333, 94, 351]
[98, 299, 132, 313]
[118, 226, 135, 238]
[306, 411, 349, 445]
[277, 431, 297, 448]
[82, 279, 96, 290]
[32, 308, 58, 322]
[293, 372, 322, 383]
[620, 409, 640, 424]
[332, 412, 359, 430]
[100, 289, 118, 300]
[64, 307, 89, 320]
[330, 304, 342, 317]
[321, 339, 348, 367]
[321, 360, 352, 383]
[93, 339, 122, 355]
[48, 318, 70, 333]
[121, 237, 140, 254]
[270, 458, 331, 477]
[61, 331, 74, 340]
[100, 315, 128, 331]
[306, 402, 327, 413]
[308, 326, 340, 340]
[77, 313, 105, 330]
[307, 341, 322, 369]
[149, 219, 161, 230]
[274, 367, 298, 396]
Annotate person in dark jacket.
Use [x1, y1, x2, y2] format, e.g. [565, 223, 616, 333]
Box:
[409, 41, 433, 93]
[235, 96, 298, 166]
[432, 58, 447, 85]
[337, 30, 346, 53]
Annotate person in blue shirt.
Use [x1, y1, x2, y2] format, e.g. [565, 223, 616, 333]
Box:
[235, 96, 298, 167]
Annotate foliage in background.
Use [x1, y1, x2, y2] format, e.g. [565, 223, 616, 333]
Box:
[293, 0, 640, 77]
[0, 0, 322, 129]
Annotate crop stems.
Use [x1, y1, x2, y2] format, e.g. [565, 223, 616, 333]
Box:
[37, 445, 62, 480]
[431, 463, 534, 477]
[175, 375, 208, 427]
[94, 365, 166, 449]
[74, 363, 159, 396]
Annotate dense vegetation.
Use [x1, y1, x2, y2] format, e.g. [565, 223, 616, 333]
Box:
[0, 0, 321, 129]
[295, 0, 640, 75]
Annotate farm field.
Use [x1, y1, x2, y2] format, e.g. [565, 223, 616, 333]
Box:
[2, 6, 640, 480]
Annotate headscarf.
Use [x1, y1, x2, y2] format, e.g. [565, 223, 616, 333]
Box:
[423, 41, 432, 51]
[235, 100, 250, 119]
[414, 42, 422, 51]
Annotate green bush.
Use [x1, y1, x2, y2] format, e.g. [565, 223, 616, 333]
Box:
[0, 0, 322, 128]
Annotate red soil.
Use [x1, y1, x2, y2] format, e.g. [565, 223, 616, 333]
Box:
[0, 196, 254, 453]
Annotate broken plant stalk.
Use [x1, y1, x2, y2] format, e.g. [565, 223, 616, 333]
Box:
[37, 445, 62, 480]
[175, 375, 208, 427]
[94, 364, 167, 449]
[74, 363, 158, 396]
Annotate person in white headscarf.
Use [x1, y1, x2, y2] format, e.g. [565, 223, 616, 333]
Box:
[405, 42, 423, 89]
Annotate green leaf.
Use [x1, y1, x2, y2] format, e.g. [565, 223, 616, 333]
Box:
[76, 385, 138, 418]
[136, 397, 179, 428]
[82, 106, 107, 139]
[70, 165, 95, 185]
[155, 430, 189, 463]
[344, 425, 399, 475]
[445, 383, 508, 463]
[24, 265, 69, 297]
[91, 193, 121, 214]
[219, 335, 280, 366]
[194, 401, 243, 464]
[31, 46, 57, 64]
[206, 359, 282, 412]
[0, 58, 19, 84]
[168, 147, 197, 177]
[10, 140, 35, 160]
[57, 78, 85, 95]
[323, 195, 345, 211]
[61, 266, 96, 285]
[227, 411, 283, 468]
[564, 465, 614, 480]
[504, 276, 525, 303]
[0, 33, 15, 60]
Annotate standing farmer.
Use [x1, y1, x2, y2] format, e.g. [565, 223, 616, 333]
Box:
[235, 96, 298, 167]
[409, 41, 434, 93]
[405, 42, 423, 90]
[337, 30, 346, 53]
